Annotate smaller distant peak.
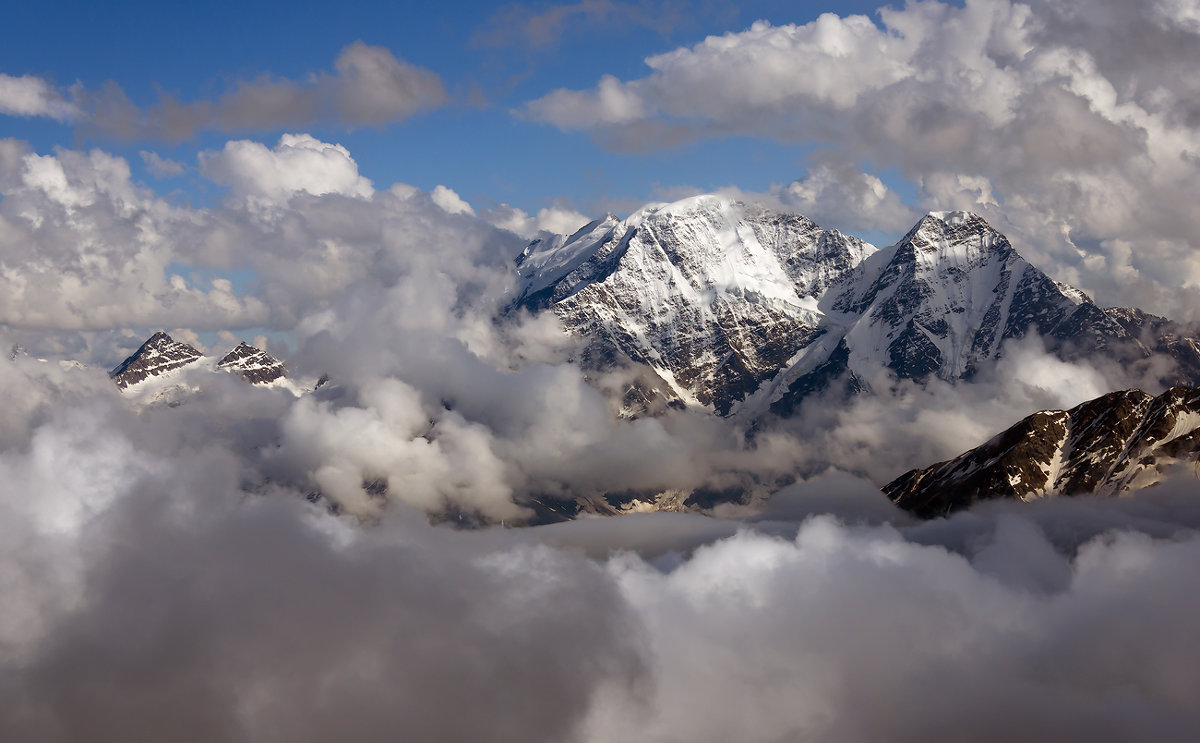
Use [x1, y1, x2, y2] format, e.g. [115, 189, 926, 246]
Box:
[217, 341, 286, 384]
[136, 331, 197, 353]
[218, 341, 271, 365]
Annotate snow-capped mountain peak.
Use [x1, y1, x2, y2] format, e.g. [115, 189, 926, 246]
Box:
[830, 209, 1040, 380]
[906, 210, 1010, 256]
[515, 214, 621, 302]
[512, 194, 877, 414]
[923, 209, 977, 226]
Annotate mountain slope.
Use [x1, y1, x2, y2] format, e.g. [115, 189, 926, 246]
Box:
[885, 386, 1200, 517]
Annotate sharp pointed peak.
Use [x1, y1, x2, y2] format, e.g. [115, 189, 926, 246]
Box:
[218, 341, 275, 362]
[110, 331, 204, 387]
[134, 330, 202, 354]
[905, 210, 1000, 235]
[892, 209, 1013, 258]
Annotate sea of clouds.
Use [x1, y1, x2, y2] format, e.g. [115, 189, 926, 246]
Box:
[3, 0, 1200, 738]
[3, 357, 1200, 740]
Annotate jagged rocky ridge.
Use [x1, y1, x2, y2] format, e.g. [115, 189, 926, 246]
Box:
[514, 198, 1200, 418]
[110, 332, 286, 389]
[885, 386, 1200, 517]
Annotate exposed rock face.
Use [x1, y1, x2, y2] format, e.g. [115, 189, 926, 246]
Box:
[517, 200, 1200, 418]
[110, 331, 204, 389]
[217, 342, 286, 384]
[885, 386, 1200, 517]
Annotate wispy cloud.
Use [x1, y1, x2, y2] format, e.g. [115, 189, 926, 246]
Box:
[139, 150, 186, 177]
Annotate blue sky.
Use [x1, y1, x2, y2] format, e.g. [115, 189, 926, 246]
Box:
[1, 0, 903, 216]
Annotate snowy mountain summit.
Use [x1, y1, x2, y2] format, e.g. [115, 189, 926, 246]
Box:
[515, 198, 1200, 417]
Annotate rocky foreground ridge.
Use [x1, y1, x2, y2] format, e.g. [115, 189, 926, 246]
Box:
[886, 386, 1200, 517]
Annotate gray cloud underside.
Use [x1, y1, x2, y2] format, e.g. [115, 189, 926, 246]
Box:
[1, 362, 1199, 741]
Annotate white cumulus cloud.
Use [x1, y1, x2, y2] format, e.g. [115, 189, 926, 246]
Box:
[0, 73, 79, 121]
[200, 134, 374, 202]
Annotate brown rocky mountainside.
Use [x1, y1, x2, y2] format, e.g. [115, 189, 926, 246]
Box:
[886, 386, 1200, 517]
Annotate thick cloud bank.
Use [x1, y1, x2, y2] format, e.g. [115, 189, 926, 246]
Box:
[0, 142, 1198, 743]
[1, 366, 1199, 740]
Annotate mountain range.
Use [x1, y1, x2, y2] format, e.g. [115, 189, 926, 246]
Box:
[515, 196, 1200, 418]
[88, 195, 1200, 520]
